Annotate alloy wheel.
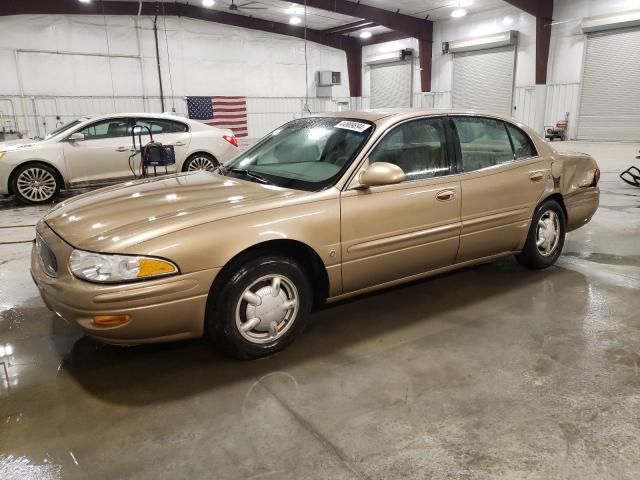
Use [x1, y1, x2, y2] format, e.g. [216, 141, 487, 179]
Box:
[186, 156, 217, 172]
[16, 167, 57, 202]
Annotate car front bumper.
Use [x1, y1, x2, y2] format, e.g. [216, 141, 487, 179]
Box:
[0, 159, 12, 195]
[30, 221, 220, 344]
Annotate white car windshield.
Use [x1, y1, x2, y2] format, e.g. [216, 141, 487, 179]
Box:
[44, 119, 84, 140]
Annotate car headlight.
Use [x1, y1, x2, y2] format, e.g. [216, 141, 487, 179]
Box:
[69, 249, 178, 283]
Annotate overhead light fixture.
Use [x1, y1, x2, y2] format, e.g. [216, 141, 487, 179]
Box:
[286, 4, 305, 15]
[359, 31, 372, 39]
[78, 0, 91, 3]
[451, 8, 467, 18]
[502, 15, 514, 26]
[202, 0, 215, 6]
[289, 16, 302, 25]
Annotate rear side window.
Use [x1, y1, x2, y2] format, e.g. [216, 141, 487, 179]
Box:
[369, 117, 450, 181]
[135, 118, 188, 134]
[452, 117, 515, 172]
[506, 124, 537, 159]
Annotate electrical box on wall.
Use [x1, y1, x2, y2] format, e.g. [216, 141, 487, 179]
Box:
[317, 71, 341, 86]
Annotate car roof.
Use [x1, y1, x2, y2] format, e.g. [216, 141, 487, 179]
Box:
[314, 108, 519, 124]
[79, 112, 190, 123]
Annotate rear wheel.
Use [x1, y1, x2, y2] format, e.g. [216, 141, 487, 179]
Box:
[183, 153, 219, 172]
[516, 199, 566, 269]
[205, 255, 312, 359]
[11, 163, 61, 204]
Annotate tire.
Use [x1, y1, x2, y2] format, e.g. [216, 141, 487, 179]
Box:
[516, 199, 566, 270]
[205, 255, 313, 360]
[182, 153, 219, 172]
[11, 163, 61, 204]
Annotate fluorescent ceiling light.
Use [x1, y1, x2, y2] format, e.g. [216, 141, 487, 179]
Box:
[359, 30, 372, 39]
[286, 4, 304, 15]
[202, 0, 215, 6]
[289, 16, 302, 25]
[451, 8, 467, 18]
[78, 0, 91, 3]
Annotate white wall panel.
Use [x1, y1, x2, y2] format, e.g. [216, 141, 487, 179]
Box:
[545, 83, 581, 140]
[512, 86, 537, 126]
[432, 5, 536, 93]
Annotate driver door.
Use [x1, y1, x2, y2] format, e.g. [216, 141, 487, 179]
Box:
[63, 117, 134, 186]
[340, 117, 462, 293]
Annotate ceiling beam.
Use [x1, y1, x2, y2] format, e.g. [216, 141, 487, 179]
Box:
[358, 30, 410, 46]
[502, 0, 553, 18]
[504, 0, 554, 84]
[304, 0, 432, 40]
[0, 0, 359, 52]
[323, 20, 376, 35]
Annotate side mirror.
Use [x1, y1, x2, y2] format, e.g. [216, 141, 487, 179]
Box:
[358, 162, 405, 188]
[67, 132, 85, 142]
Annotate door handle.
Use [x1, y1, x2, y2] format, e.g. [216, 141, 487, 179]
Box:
[436, 189, 456, 201]
[529, 171, 545, 181]
[173, 141, 186, 146]
[115, 146, 129, 152]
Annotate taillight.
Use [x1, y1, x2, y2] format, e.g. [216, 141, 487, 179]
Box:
[591, 167, 600, 186]
[223, 135, 239, 147]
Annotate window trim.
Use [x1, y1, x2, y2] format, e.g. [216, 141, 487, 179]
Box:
[504, 122, 538, 161]
[449, 115, 540, 176]
[66, 117, 134, 142]
[346, 115, 456, 189]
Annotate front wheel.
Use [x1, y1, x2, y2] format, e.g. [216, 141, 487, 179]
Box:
[183, 153, 219, 172]
[205, 255, 312, 359]
[516, 199, 566, 269]
[11, 163, 61, 204]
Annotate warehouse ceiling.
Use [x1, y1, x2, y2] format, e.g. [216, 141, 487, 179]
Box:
[104, 0, 513, 32]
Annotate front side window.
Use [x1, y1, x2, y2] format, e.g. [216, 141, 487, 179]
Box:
[369, 117, 450, 181]
[135, 118, 188, 134]
[224, 117, 374, 191]
[506, 124, 537, 159]
[79, 119, 131, 140]
[452, 117, 515, 172]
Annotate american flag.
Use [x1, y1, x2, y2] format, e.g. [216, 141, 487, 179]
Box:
[186, 96, 248, 137]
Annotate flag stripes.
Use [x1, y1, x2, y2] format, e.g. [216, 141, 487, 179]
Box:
[186, 95, 249, 138]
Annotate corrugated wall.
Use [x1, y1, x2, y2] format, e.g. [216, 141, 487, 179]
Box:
[0, 95, 363, 140]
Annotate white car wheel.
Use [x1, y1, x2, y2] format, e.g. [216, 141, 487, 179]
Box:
[13, 164, 60, 204]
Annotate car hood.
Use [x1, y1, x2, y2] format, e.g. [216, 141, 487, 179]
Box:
[44, 171, 307, 252]
[0, 139, 41, 151]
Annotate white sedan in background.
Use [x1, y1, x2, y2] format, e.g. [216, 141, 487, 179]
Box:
[0, 113, 239, 204]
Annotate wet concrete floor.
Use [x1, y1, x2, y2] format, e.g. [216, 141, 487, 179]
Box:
[0, 141, 639, 479]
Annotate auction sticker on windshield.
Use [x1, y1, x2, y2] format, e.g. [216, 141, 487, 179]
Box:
[334, 121, 371, 133]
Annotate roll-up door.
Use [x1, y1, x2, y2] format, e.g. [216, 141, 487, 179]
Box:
[452, 46, 515, 115]
[577, 27, 640, 141]
[370, 60, 412, 108]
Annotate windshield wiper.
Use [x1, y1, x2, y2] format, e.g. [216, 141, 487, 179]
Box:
[229, 168, 270, 184]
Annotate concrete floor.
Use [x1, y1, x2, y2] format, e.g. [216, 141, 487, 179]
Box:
[0, 141, 639, 479]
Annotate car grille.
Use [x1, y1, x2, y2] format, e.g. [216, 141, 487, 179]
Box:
[36, 233, 58, 278]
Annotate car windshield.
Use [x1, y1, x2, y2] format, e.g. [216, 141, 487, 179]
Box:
[44, 119, 84, 140]
[224, 117, 374, 191]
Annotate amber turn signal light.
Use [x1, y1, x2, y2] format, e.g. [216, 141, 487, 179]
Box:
[92, 314, 132, 327]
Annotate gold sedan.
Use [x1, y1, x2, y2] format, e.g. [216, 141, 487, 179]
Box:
[31, 110, 600, 359]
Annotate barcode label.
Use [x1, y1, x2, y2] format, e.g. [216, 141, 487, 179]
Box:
[334, 121, 371, 133]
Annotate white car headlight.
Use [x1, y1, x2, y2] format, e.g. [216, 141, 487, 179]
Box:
[69, 249, 178, 283]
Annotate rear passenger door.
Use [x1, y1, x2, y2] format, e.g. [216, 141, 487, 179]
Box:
[451, 116, 551, 262]
[340, 117, 461, 292]
[134, 118, 191, 173]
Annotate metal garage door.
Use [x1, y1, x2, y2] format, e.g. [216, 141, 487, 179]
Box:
[577, 27, 640, 141]
[370, 60, 412, 108]
[452, 46, 515, 115]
